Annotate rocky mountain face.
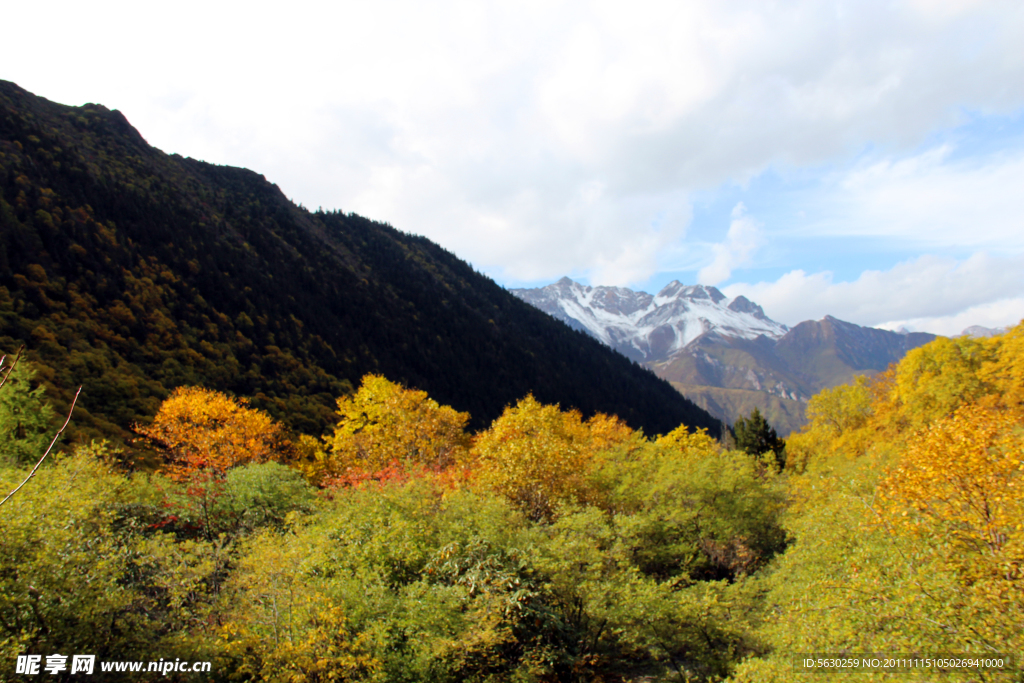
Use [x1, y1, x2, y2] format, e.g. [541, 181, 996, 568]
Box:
[513, 278, 937, 434]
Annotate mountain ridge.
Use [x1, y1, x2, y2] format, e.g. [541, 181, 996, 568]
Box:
[513, 277, 789, 362]
[0, 80, 721, 444]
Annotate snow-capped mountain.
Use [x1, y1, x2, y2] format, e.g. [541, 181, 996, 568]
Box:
[513, 277, 937, 435]
[960, 325, 1009, 338]
[511, 277, 788, 362]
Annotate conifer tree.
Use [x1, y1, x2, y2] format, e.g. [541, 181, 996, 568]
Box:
[732, 408, 785, 470]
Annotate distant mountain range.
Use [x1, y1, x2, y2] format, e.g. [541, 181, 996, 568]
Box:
[513, 277, 788, 361]
[513, 278, 937, 435]
[0, 80, 720, 445]
[961, 325, 1009, 338]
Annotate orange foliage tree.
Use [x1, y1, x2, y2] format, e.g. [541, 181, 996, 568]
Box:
[136, 387, 283, 480]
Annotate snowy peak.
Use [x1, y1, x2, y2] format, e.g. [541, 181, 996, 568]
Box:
[656, 281, 727, 306]
[511, 277, 788, 362]
[727, 295, 768, 320]
[511, 278, 939, 436]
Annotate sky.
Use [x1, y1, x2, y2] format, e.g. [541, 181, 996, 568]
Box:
[3, 0, 1024, 335]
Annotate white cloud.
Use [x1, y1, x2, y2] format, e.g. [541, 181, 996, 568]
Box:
[877, 298, 1024, 336]
[2, 1, 1024, 287]
[697, 203, 763, 285]
[723, 252, 1024, 329]
[793, 143, 1024, 250]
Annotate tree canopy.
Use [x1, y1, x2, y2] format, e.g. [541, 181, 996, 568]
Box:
[134, 386, 283, 479]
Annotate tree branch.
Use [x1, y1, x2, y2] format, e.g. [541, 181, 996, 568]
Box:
[0, 386, 81, 509]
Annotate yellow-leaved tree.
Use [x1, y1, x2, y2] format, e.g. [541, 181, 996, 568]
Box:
[216, 529, 379, 682]
[321, 374, 470, 482]
[654, 424, 721, 458]
[471, 395, 633, 519]
[889, 335, 997, 430]
[880, 401, 1024, 556]
[136, 387, 283, 480]
[980, 321, 1024, 412]
[872, 401, 1024, 663]
[784, 377, 876, 472]
[585, 411, 636, 452]
[728, 322, 1024, 681]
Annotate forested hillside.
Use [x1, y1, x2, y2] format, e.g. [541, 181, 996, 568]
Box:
[0, 80, 718, 444]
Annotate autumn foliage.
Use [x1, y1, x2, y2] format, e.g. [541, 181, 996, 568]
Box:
[728, 320, 1024, 682]
[6, 320, 1024, 682]
[303, 374, 473, 487]
[135, 386, 283, 479]
[879, 403, 1023, 555]
[471, 395, 634, 519]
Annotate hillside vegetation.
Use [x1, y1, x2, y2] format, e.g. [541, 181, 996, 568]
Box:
[729, 323, 1024, 681]
[0, 79, 717, 447]
[1, 322, 1022, 681]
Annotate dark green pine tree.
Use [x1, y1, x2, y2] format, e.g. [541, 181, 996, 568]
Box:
[732, 408, 785, 471]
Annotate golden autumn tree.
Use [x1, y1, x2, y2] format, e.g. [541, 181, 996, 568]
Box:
[890, 335, 997, 430]
[471, 396, 632, 519]
[584, 411, 635, 452]
[879, 402, 1024, 556]
[980, 320, 1024, 412]
[323, 375, 471, 482]
[217, 529, 379, 681]
[784, 377, 876, 471]
[136, 387, 283, 480]
[875, 401, 1024, 660]
[654, 424, 721, 458]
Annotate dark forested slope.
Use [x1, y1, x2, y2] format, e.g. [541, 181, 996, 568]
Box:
[0, 80, 718, 441]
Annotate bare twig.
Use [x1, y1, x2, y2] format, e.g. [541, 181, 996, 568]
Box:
[0, 386, 82, 509]
[0, 345, 25, 392]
